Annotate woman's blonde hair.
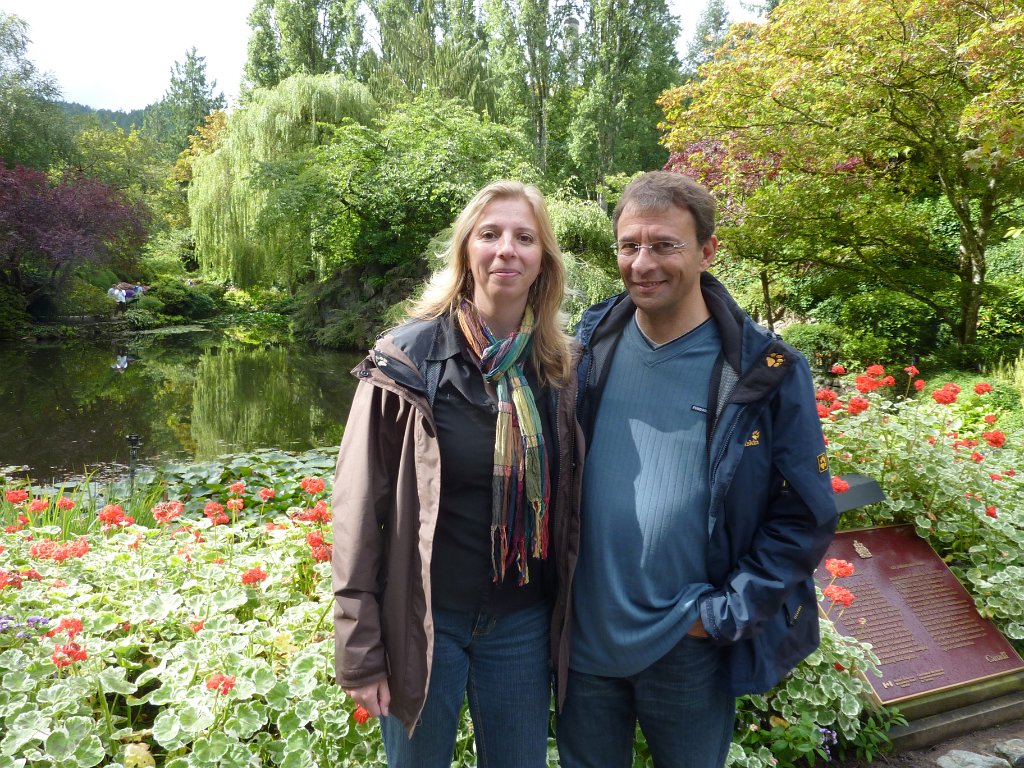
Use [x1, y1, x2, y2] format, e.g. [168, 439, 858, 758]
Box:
[408, 180, 573, 387]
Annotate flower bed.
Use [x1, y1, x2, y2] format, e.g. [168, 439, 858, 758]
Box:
[2, 364, 1021, 768]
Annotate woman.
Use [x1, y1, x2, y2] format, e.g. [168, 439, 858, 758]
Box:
[331, 180, 582, 767]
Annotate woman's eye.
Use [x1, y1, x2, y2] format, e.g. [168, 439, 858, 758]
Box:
[478, 231, 497, 240]
[518, 234, 535, 245]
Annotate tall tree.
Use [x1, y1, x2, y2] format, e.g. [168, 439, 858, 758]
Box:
[660, 0, 1024, 345]
[188, 74, 376, 288]
[242, 0, 366, 91]
[682, 0, 730, 77]
[566, 0, 680, 194]
[0, 12, 73, 169]
[162, 47, 226, 153]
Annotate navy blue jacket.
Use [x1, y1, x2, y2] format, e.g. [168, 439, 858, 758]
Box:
[561, 273, 837, 697]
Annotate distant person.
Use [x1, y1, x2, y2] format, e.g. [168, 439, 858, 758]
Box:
[111, 354, 129, 371]
[331, 180, 582, 767]
[108, 286, 127, 314]
[553, 171, 838, 768]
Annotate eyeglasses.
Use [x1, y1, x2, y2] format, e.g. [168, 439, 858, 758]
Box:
[613, 241, 688, 258]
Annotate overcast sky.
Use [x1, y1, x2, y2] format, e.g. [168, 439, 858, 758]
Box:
[4, 0, 758, 112]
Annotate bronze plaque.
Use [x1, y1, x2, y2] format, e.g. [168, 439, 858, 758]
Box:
[816, 525, 1024, 704]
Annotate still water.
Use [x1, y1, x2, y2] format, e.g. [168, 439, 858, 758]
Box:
[0, 329, 363, 482]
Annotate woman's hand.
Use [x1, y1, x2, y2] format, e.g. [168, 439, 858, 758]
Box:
[344, 679, 391, 718]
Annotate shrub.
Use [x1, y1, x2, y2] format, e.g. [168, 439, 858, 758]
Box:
[150, 280, 218, 320]
[55, 278, 114, 317]
[123, 306, 162, 330]
[0, 285, 32, 340]
[140, 229, 192, 282]
[135, 294, 166, 314]
[781, 322, 844, 373]
[547, 195, 615, 273]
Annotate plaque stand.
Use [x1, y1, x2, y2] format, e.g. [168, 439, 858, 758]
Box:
[817, 523, 1024, 751]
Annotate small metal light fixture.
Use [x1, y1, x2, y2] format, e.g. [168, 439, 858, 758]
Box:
[126, 434, 142, 496]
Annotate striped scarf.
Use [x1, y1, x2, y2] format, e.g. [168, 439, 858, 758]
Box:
[457, 300, 550, 585]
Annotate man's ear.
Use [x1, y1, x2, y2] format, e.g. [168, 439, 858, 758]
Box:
[699, 235, 718, 272]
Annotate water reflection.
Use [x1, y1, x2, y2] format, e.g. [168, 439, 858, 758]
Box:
[0, 331, 361, 481]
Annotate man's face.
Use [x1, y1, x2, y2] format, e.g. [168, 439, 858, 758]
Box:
[616, 203, 717, 324]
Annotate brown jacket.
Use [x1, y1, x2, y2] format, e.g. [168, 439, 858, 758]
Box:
[331, 316, 583, 735]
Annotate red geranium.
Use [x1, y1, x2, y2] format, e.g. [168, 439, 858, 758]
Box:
[226, 498, 244, 512]
[816, 388, 837, 402]
[228, 481, 246, 495]
[823, 584, 855, 608]
[152, 501, 184, 525]
[241, 567, 268, 585]
[56, 497, 75, 511]
[258, 487, 275, 501]
[914, 379, 926, 391]
[831, 477, 850, 493]
[855, 375, 881, 393]
[847, 396, 870, 415]
[932, 387, 957, 404]
[986, 506, 998, 518]
[299, 477, 325, 495]
[904, 365, 919, 376]
[51, 642, 87, 669]
[5, 489, 28, 504]
[974, 382, 993, 394]
[983, 430, 1006, 448]
[206, 674, 235, 695]
[28, 498, 49, 513]
[825, 558, 855, 578]
[865, 364, 885, 376]
[353, 705, 372, 725]
[98, 504, 135, 530]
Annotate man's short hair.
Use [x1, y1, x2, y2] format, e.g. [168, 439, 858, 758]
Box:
[613, 172, 716, 245]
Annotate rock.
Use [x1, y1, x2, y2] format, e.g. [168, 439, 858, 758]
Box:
[995, 740, 1024, 768]
[936, 751, 1011, 768]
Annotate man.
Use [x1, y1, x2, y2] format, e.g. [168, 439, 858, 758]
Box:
[552, 172, 838, 767]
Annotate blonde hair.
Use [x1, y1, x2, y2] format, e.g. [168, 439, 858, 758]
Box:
[409, 180, 573, 387]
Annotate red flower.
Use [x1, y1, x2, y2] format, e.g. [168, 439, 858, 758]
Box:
[241, 567, 268, 585]
[152, 501, 184, 525]
[0, 571, 23, 591]
[353, 705, 372, 725]
[932, 388, 957, 404]
[831, 477, 850, 493]
[823, 584, 855, 608]
[226, 498, 244, 512]
[879, 376, 895, 387]
[855, 375, 881, 393]
[816, 388, 838, 402]
[847, 396, 870, 415]
[825, 558, 855, 578]
[816, 403, 831, 419]
[28, 498, 48, 513]
[1005, 469, 1017, 477]
[56, 497, 75, 511]
[990, 473, 1002, 481]
[984, 414, 997, 424]
[914, 379, 926, 391]
[299, 477, 325, 495]
[51, 617, 84, 639]
[204, 501, 228, 526]
[19, 569, 42, 581]
[229, 481, 246, 495]
[51, 578, 67, 588]
[4, 489, 28, 504]
[206, 674, 235, 695]
[986, 506, 998, 518]
[974, 382, 993, 394]
[865, 364, 885, 376]
[265, 522, 288, 531]
[830, 364, 847, 375]
[904, 365, 919, 376]
[311, 545, 332, 563]
[971, 452, 984, 463]
[190, 619, 205, 633]
[51, 642, 87, 668]
[983, 430, 1006, 448]
[258, 487, 275, 501]
[98, 504, 134, 530]
[834, 662, 846, 672]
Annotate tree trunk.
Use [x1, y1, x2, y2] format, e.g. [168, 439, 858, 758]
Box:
[760, 270, 775, 333]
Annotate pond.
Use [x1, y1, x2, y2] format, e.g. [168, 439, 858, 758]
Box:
[0, 329, 363, 483]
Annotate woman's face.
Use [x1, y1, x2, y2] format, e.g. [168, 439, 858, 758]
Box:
[466, 196, 544, 322]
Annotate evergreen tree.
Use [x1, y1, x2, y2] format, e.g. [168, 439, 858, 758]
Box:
[682, 0, 731, 77]
[162, 47, 226, 153]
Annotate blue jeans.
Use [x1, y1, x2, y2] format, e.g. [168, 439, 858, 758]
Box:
[557, 635, 735, 768]
[380, 603, 551, 768]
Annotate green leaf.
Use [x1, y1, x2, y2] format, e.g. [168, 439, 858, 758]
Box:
[73, 735, 105, 768]
[151, 709, 182, 747]
[44, 729, 73, 762]
[211, 588, 248, 613]
[192, 732, 233, 763]
[99, 667, 137, 696]
[225, 701, 267, 740]
[1, 671, 33, 693]
[179, 703, 215, 734]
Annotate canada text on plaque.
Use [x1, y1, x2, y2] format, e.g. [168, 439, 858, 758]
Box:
[816, 525, 1024, 705]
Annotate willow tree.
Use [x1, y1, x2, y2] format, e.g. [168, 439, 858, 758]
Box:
[660, 0, 1024, 345]
[188, 73, 375, 288]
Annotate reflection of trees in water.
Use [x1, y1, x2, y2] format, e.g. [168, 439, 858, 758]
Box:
[0, 334, 358, 478]
[190, 342, 350, 459]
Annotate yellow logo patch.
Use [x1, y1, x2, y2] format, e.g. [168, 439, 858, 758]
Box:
[817, 453, 829, 473]
[745, 430, 761, 447]
[766, 352, 785, 368]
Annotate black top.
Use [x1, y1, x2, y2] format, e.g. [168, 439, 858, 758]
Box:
[430, 324, 555, 616]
